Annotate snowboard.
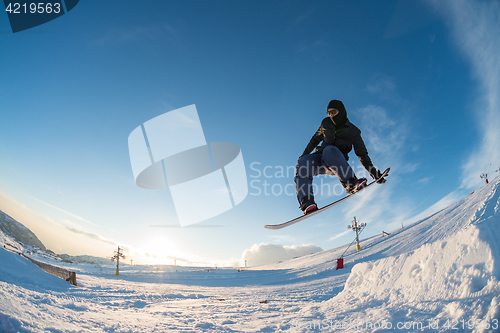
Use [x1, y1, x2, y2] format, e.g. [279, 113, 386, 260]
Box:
[264, 168, 390, 230]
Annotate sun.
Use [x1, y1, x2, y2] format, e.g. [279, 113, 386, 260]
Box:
[140, 236, 183, 265]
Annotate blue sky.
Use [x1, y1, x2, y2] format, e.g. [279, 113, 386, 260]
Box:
[1, 0, 499, 266]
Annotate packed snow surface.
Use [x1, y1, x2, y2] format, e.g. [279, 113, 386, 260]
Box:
[1, 177, 500, 332]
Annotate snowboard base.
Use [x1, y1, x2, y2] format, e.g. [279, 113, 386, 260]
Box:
[264, 168, 390, 230]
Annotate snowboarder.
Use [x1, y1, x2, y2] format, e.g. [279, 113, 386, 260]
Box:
[295, 100, 386, 215]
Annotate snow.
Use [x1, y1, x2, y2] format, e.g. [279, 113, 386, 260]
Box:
[0, 211, 45, 251]
[1, 178, 500, 332]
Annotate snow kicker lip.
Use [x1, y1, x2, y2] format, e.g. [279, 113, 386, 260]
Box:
[128, 105, 248, 227]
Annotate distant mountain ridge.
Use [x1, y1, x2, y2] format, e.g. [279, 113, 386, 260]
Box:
[0, 209, 46, 251]
[58, 254, 114, 265]
[0, 209, 113, 265]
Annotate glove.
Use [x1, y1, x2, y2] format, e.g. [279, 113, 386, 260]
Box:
[370, 169, 387, 184]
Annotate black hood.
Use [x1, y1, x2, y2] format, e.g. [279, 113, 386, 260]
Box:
[327, 100, 348, 127]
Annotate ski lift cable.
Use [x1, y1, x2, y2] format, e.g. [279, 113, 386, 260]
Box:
[340, 224, 367, 258]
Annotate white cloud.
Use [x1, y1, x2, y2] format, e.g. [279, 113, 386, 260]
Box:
[242, 243, 323, 267]
[328, 229, 351, 241]
[338, 103, 409, 234]
[355, 105, 407, 172]
[95, 24, 180, 46]
[367, 74, 399, 103]
[65, 226, 117, 246]
[418, 177, 433, 184]
[406, 190, 463, 224]
[33, 198, 100, 228]
[426, 0, 500, 189]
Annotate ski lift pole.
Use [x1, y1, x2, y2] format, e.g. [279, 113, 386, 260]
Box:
[116, 248, 120, 275]
[348, 217, 367, 251]
[337, 221, 367, 269]
[111, 246, 125, 276]
[480, 164, 493, 185]
[354, 219, 360, 251]
[480, 172, 489, 185]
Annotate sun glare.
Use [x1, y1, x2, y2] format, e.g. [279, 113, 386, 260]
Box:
[139, 237, 182, 265]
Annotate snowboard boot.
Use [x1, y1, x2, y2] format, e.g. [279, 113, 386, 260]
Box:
[344, 176, 368, 195]
[300, 198, 318, 215]
[304, 203, 318, 215]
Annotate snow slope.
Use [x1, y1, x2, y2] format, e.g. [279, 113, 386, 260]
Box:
[1, 177, 500, 332]
[0, 210, 46, 251]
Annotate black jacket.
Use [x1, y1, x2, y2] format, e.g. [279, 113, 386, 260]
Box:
[302, 117, 374, 173]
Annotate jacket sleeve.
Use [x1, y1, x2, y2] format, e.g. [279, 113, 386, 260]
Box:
[301, 124, 324, 156]
[353, 129, 376, 174]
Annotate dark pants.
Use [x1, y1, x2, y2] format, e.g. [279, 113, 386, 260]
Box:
[294, 146, 355, 208]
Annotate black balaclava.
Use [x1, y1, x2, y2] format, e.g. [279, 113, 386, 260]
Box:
[327, 100, 348, 127]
